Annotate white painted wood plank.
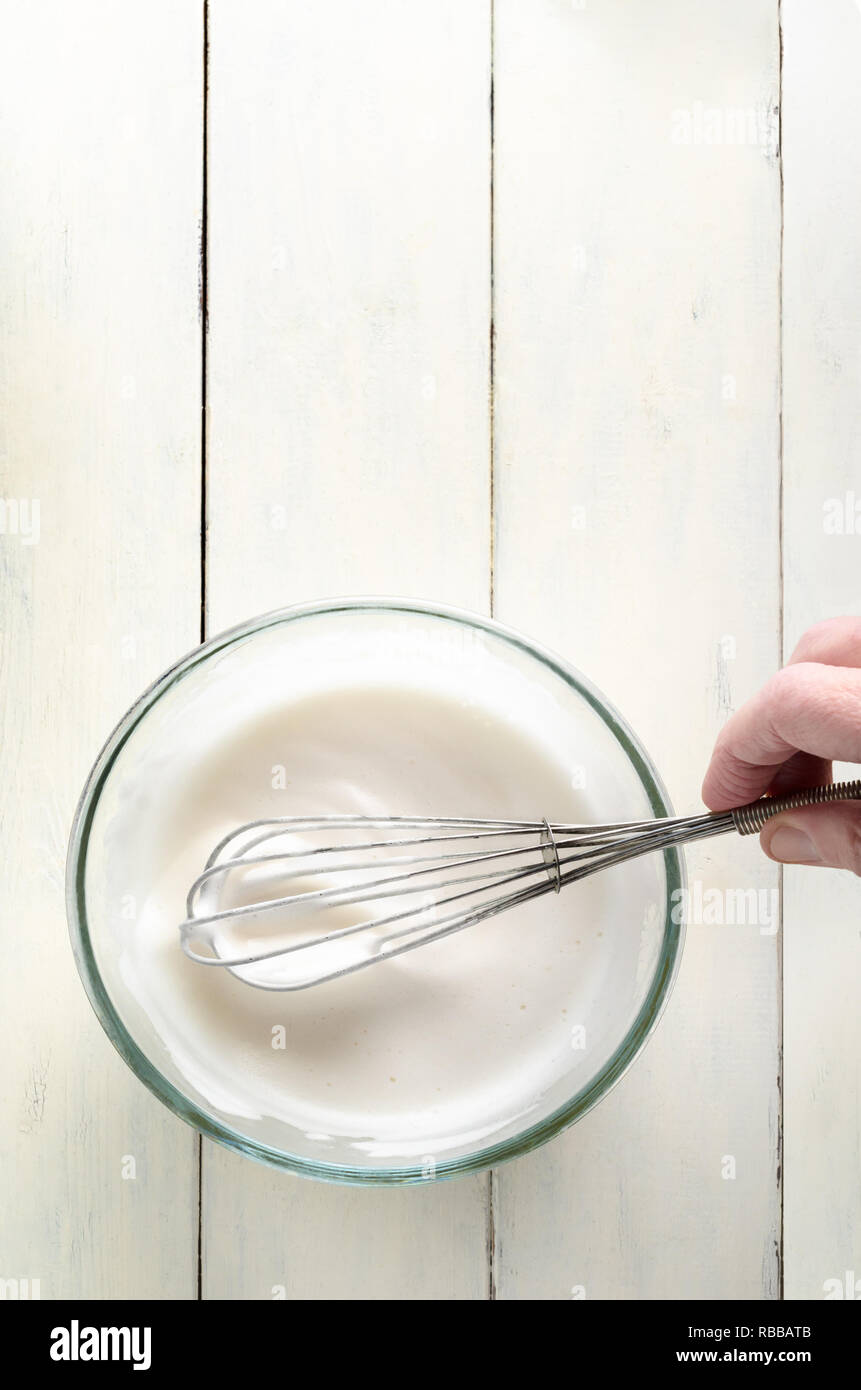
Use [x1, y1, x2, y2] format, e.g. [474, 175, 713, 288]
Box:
[0, 1, 202, 1297]
[203, 0, 491, 1299]
[781, 0, 861, 1302]
[492, 0, 781, 1298]
[205, 0, 492, 632]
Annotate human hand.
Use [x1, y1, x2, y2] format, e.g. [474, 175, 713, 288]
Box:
[702, 617, 861, 872]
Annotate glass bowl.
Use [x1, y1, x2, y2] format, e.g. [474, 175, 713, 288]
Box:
[66, 598, 684, 1184]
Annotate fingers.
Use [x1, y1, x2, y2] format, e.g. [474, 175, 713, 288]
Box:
[761, 803, 861, 875]
[701, 662, 861, 811]
[788, 615, 861, 669]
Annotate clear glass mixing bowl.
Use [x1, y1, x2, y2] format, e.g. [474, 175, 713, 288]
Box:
[66, 598, 685, 1184]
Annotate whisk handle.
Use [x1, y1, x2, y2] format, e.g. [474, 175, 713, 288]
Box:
[731, 778, 861, 835]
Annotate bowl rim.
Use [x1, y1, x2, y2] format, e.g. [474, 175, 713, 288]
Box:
[66, 595, 685, 1185]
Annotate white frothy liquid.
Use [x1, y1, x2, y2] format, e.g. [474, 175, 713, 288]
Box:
[89, 616, 666, 1167]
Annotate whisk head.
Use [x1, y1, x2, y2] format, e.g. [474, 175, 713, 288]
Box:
[179, 809, 731, 990]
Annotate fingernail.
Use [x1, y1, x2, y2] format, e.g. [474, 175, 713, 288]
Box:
[767, 826, 822, 865]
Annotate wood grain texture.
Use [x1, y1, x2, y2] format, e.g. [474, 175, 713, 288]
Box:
[205, 0, 492, 632]
[0, 1, 202, 1297]
[781, 0, 861, 1302]
[491, 0, 782, 1298]
[202, 0, 492, 1299]
[2, 0, 856, 1304]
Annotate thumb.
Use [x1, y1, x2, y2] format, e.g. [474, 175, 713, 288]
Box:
[760, 802, 861, 874]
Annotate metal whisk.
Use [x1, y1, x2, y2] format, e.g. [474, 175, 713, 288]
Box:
[180, 780, 861, 990]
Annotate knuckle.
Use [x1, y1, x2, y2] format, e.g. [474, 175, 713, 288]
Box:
[709, 756, 756, 804]
[768, 661, 815, 708]
[763, 663, 834, 747]
[791, 616, 861, 665]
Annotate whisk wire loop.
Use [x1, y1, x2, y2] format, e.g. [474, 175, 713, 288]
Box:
[179, 780, 861, 989]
